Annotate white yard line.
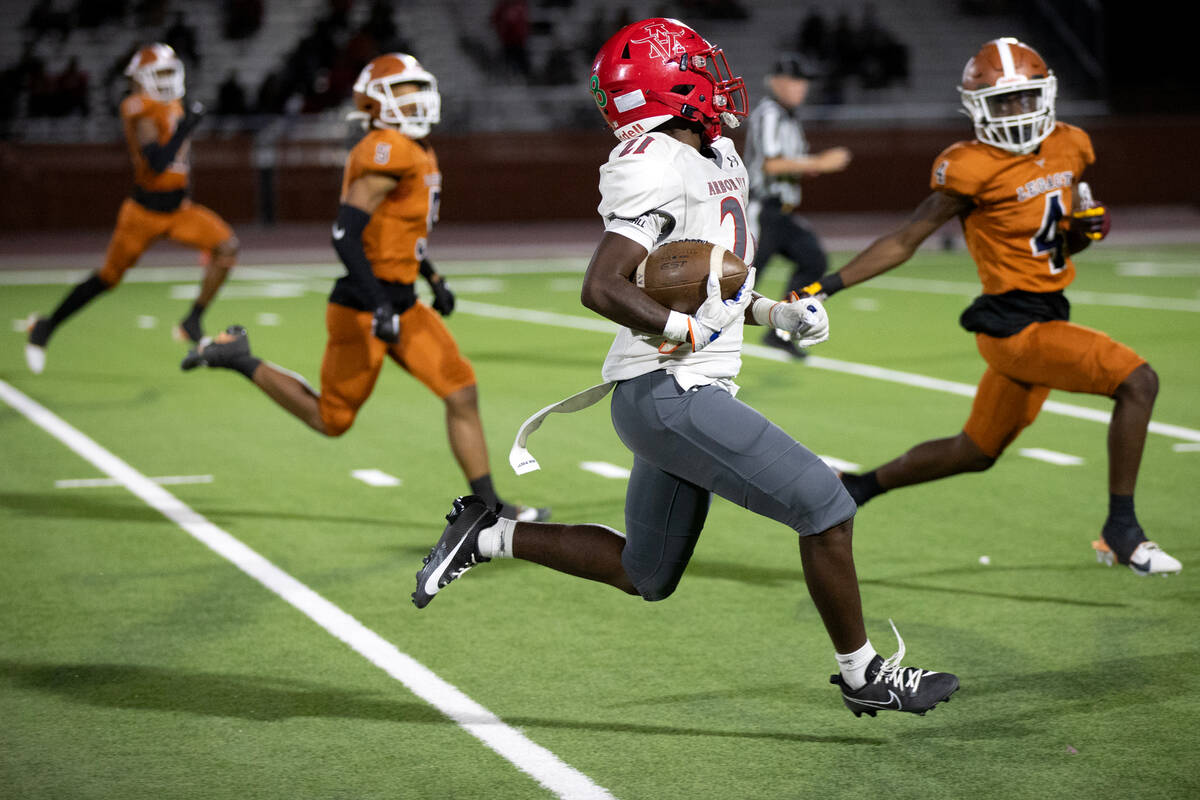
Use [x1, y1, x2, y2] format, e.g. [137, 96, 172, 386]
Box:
[0, 379, 614, 800]
[1018, 448, 1084, 466]
[56, 474, 213, 488]
[458, 299, 1200, 445]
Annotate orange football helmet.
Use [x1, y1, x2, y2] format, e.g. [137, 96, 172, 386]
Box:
[125, 43, 185, 101]
[959, 37, 1056, 154]
[351, 53, 440, 138]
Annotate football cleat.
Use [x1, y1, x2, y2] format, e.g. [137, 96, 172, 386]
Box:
[174, 314, 204, 344]
[180, 325, 248, 371]
[24, 315, 50, 374]
[830, 621, 959, 717]
[412, 495, 496, 609]
[1092, 539, 1181, 576]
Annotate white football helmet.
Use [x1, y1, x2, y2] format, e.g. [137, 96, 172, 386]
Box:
[351, 53, 441, 138]
[959, 37, 1056, 155]
[125, 43, 185, 102]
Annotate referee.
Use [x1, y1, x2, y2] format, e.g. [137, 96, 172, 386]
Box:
[745, 54, 852, 358]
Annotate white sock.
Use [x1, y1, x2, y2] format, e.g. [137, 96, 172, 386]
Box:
[835, 640, 878, 690]
[476, 517, 516, 559]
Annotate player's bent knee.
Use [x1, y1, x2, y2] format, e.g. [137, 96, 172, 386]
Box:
[321, 408, 356, 437]
[213, 237, 239, 267]
[1118, 363, 1158, 404]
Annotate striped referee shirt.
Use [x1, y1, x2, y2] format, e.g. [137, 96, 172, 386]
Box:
[745, 95, 808, 209]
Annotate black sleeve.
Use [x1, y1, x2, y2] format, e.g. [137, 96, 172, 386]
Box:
[331, 203, 387, 308]
[419, 258, 437, 280]
[140, 107, 203, 173]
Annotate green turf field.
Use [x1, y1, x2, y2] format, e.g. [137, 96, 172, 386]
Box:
[2, 242, 1198, 800]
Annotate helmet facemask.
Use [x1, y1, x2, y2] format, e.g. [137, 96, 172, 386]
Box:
[961, 77, 1056, 154]
[361, 75, 441, 138]
[134, 60, 185, 102]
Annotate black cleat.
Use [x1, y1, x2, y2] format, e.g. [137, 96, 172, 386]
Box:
[24, 315, 51, 374]
[762, 328, 807, 360]
[412, 495, 496, 609]
[180, 325, 250, 371]
[175, 313, 204, 344]
[831, 621, 958, 717]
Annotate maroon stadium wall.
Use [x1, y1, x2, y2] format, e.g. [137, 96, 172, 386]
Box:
[1, 117, 1196, 231]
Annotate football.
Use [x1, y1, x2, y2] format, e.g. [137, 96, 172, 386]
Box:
[634, 240, 749, 315]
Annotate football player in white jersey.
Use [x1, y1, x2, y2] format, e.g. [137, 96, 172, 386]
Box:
[412, 18, 959, 717]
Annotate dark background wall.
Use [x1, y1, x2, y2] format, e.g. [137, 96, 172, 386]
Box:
[2, 116, 1197, 231]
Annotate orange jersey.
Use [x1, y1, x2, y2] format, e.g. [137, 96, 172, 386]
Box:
[120, 92, 189, 193]
[931, 123, 1094, 295]
[341, 128, 442, 284]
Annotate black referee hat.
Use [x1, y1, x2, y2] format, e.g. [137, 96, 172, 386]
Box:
[770, 53, 820, 79]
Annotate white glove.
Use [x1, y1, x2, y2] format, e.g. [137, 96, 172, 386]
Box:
[661, 267, 756, 353]
[754, 293, 830, 347]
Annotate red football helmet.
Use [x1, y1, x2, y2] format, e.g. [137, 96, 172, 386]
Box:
[351, 53, 440, 138]
[959, 37, 1056, 154]
[589, 17, 748, 143]
[125, 43, 185, 101]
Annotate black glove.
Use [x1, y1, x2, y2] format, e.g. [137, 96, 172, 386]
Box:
[428, 276, 455, 316]
[372, 304, 400, 343]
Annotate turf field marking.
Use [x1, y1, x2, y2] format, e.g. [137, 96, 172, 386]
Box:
[350, 468, 402, 487]
[0, 379, 615, 800]
[55, 474, 213, 488]
[136, 315, 158, 329]
[1173, 443, 1200, 452]
[1017, 448, 1084, 466]
[1116, 261, 1200, 276]
[862, 276, 1200, 312]
[580, 461, 631, 479]
[457, 299, 1200, 445]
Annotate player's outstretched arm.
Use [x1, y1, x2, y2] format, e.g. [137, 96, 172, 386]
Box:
[811, 190, 971, 298]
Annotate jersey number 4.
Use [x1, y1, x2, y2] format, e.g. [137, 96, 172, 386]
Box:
[1030, 189, 1067, 274]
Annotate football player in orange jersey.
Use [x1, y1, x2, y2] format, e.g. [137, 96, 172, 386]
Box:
[180, 53, 548, 522]
[802, 38, 1180, 576]
[24, 43, 238, 374]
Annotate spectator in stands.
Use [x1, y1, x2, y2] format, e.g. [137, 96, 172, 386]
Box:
[74, 0, 126, 30]
[216, 70, 248, 117]
[856, 4, 909, 89]
[223, 0, 264, 41]
[491, 0, 531, 81]
[253, 70, 285, 115]
[796, 8, 831, 66]
[134, 0, 168, 29]
[51, 56, 90, 116]
[163, 11, 201, 65]
[23, 0, 72, 42]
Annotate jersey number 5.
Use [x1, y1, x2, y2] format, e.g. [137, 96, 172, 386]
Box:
[1030, 190, 1067, 274]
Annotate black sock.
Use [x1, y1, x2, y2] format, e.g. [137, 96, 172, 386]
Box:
[469, 475, 501, 509]
[1102, 494, 1144, 563]
[42, 274, 110, 340]
[229, 355, 261, 380]
[1107, 493, 1136, 525]
[841, 470, 885, 506]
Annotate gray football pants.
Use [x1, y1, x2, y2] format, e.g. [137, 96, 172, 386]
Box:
[609, 370, 856, 601]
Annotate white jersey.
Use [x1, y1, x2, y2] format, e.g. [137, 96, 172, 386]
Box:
[596, 132, 756, 388]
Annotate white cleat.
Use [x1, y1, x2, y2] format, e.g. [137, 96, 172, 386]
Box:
[24, 342, 46, 374]
[1092, 539, 1182, 576]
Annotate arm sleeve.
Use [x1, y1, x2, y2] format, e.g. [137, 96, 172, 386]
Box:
[141, 108, 203, 173]
[332, 204, 387, 308]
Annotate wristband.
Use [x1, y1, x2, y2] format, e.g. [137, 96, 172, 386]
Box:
[662, 310, 691, 342]
[750, 296, 779, 327]
[801, 272, 845, 298]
